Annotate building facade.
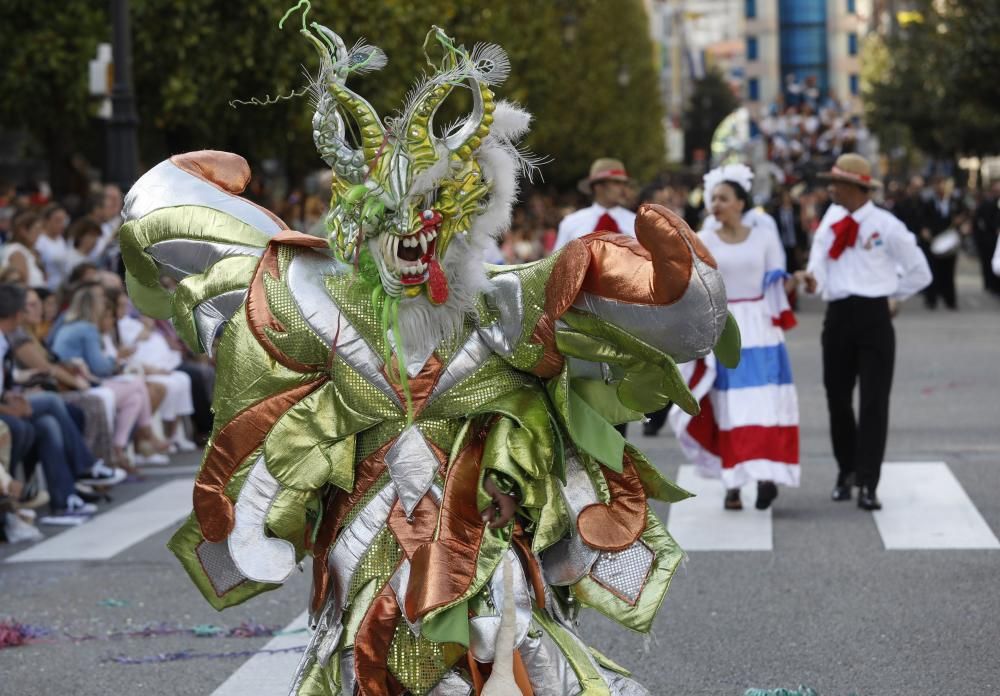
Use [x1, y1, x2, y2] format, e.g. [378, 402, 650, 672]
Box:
[743, 0, 871, 112]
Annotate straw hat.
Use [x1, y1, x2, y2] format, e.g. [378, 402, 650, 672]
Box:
[818, 153, 882, 189]
[577, 157, 632, 195]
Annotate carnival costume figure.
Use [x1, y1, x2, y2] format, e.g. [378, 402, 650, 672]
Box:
[119, 17, 739, 696]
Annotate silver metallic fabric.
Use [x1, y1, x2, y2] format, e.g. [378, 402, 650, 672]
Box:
[340, 647, 356, 696]
[195, 538, 247, 596]
[148, 239, 264, 280]
[123, 159, 283, 236]
[228, 457, 296, 584]
[424, 331, 493, 410]
[541, 454, 600, 586]
[599, 667, 651, 696]
[571, 255, 728, 364]
[286, 252, 403, 408]
[590, 541, 655, 604]
[384, 425, 439, 518]
[388, 331, 435, 378]
[389, 558, 420, 636]
[427, 670, 474, 695]
[518, 620, 583, 696]
[327, 483, 397, 621]
[194, 289, 246, 357]
[468, 549, 533, 662]
[479, 273, 525, 357]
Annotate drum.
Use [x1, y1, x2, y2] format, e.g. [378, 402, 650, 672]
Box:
[930, 229, 960, 257]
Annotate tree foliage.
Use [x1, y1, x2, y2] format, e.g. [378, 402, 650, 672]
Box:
[682, 68, 739, 165]
[863, 0, 1000, 158]
[0, 0, 666, 192]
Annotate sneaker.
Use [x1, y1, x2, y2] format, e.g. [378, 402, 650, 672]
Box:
[77, 460, 127, 487]
[134, 452, 171, 466]
[65, 493, 98, 516]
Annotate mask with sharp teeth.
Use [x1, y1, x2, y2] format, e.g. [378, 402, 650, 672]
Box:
[307, 23, 534, 311]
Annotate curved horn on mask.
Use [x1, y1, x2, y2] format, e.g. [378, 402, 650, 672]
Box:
[306, 24, 387, 166]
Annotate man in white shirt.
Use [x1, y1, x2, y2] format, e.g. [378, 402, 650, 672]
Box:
[797, 154, 931, 511]
[553, 158, 636, 250]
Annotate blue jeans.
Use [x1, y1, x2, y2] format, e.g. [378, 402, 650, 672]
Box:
[0, 413, 35, 478]
[25, 392, 98, 510]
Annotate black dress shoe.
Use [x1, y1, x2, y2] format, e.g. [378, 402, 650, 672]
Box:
[831, 485, 852, 502]
[755, 481, 778, 510]
[857, 487, 882, 511]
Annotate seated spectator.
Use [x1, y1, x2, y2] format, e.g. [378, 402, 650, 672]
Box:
[106, 289, 197, 452]
[49, 283, 171, 467]
[63, 217, 104, 281]
[10, 288, 115, 467]
[0, 210, 47, 289]
[36, 203, 71, 291]
[0, 284, 124, 522]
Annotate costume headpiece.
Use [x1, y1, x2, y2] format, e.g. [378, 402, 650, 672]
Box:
[287, 5, 539, 309]
[702, 163, 754, 199]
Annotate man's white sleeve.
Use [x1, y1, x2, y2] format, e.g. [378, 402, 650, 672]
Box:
[888, 218, 932, 300]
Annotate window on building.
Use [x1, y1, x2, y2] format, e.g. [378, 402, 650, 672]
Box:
[746, 0, 756, 19]
[747, 36, 759, 61]
[849, 74, 859, 95]
[749, 78, 760, 101]
[847, 0, 856, 13]
[848, 32, 858, 56]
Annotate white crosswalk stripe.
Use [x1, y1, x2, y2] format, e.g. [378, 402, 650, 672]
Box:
[667, 464, 773, 550]
[211, 612, 309, 696]
[873, 462, 1000, 550]
[5, 479, 191, 563]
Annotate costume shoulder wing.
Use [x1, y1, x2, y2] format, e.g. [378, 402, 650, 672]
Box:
[483, 203, 738, 430]
[119, 150, 288, 355]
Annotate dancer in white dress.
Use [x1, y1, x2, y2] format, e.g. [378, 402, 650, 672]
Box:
[670, 164, 800, 510]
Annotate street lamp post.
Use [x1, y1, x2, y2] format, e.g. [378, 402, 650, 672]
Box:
[108, 0, 139, 191]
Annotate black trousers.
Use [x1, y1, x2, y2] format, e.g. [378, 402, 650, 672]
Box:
[821, 296, 895, 490]
[924, 252, 957, 308]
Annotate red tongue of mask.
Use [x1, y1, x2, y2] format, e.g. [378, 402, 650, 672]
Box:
[427, 258, 449, 305]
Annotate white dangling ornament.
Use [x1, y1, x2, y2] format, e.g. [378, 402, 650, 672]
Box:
[481, 554, 521, 695]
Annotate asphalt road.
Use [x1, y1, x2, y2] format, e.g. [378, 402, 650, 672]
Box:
[2, 267, 998, 696]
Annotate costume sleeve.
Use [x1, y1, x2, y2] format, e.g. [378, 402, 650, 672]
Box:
[887, 216, 932, 300]
[119, 150, 291, 357]
[122, 152, 363, 610]
[479, 203, 740, 478]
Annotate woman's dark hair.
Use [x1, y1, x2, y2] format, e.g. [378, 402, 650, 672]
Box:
[66, 217, 102, 249]
[11, 209, 40, 236]
[721, 180, 753, 212]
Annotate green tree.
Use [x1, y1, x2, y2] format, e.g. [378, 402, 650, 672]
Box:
[863, 0, 1000, 158]
[1, 0, 666, 193]
[682, 67, 739, 166]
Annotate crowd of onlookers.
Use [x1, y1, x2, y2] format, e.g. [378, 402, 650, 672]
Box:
[0, 181, 214, 543]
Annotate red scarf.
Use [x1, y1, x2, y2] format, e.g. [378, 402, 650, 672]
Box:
[594, 211, 620, 233]
[828, 215, 859, 260]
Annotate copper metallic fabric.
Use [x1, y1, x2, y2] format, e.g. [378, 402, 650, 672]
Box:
[194, 379, 327, 542]
[576, 457, 648, 552]
[405, 427, 488, 623]
[581, 204, 716, 306]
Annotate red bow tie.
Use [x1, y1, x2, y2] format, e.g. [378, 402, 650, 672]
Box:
[829, 215, 859, 260]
